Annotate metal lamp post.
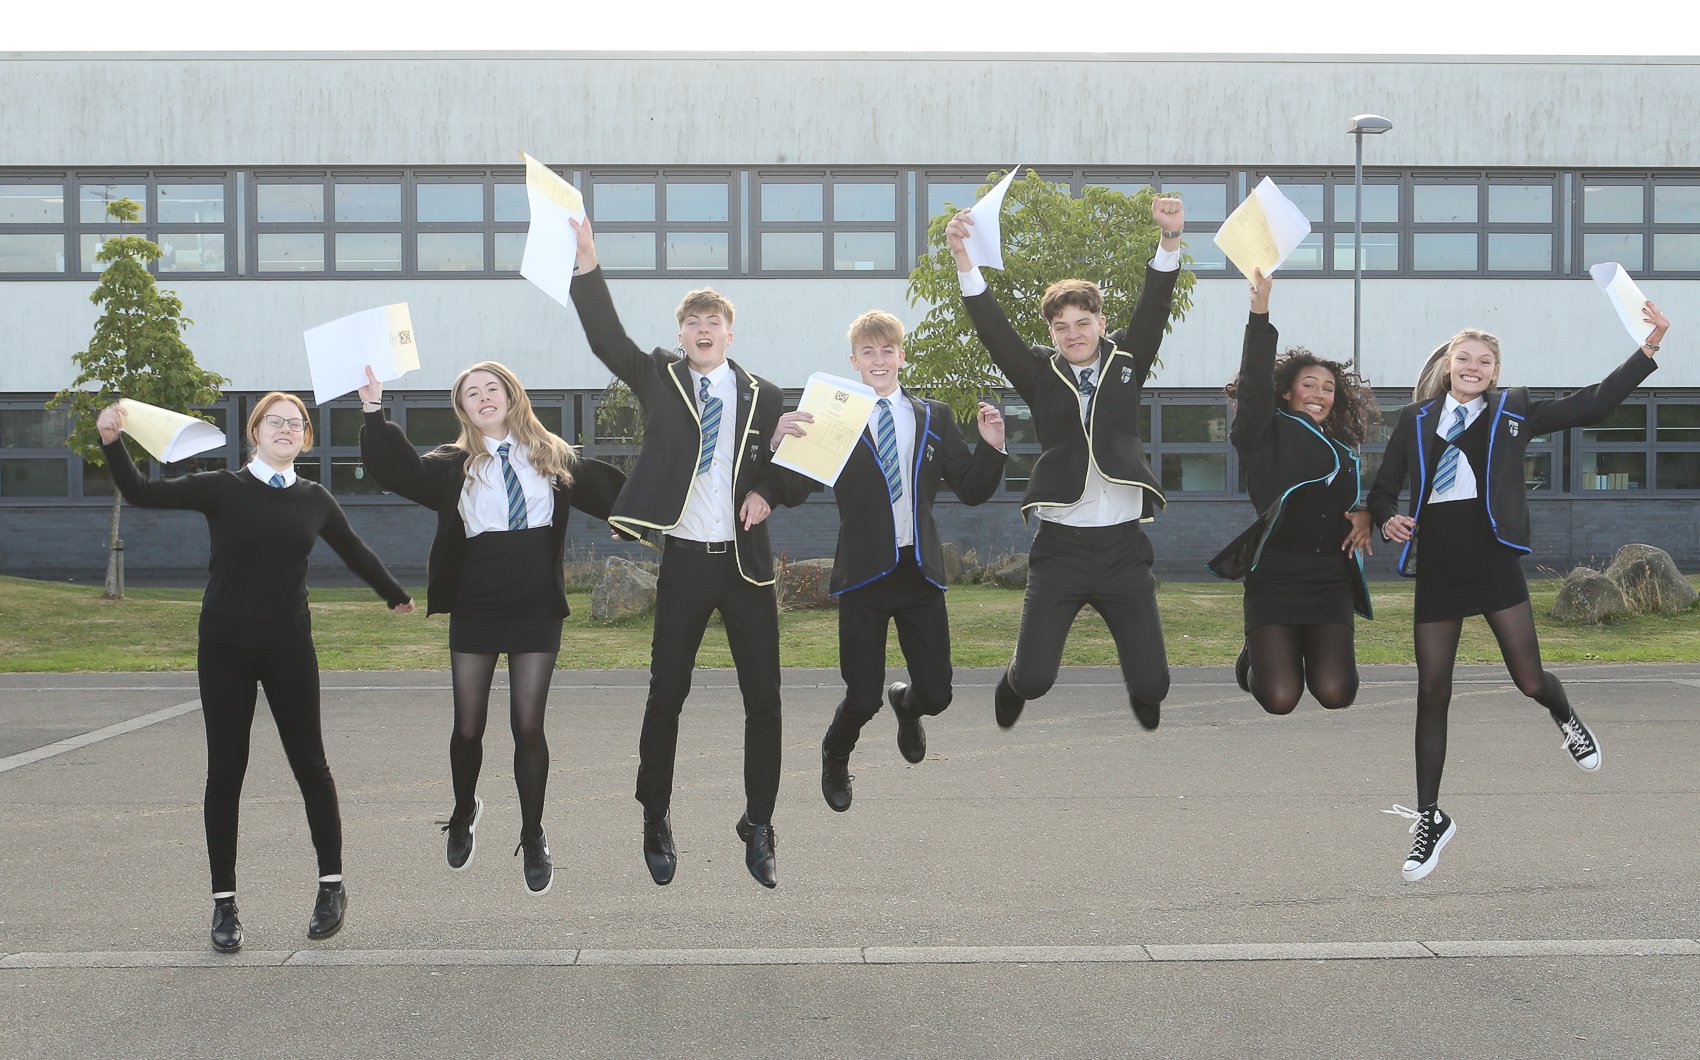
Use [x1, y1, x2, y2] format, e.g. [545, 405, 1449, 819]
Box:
[1348, 113, 1393, 374]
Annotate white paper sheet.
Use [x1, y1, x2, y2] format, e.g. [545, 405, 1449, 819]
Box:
[1212, 177, 1313, 278]
[303, 303, 419, 406]
[771, 373, 880, 487]
[962, 166, 1020, 272]
[1588, 262, 1655, 346]
[115, 398, 226, 463]
[518, 151, 587, 308]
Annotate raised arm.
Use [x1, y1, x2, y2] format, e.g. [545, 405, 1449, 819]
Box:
[945, 209, 1045, 397]
[1229, 270, 1278, 456]
[1525, 301, 1670, 436]
[568, 218, 655, 390]
[939, 401, 1007, 506]
[1116, 197, 1186, 383]
[359, 409, 443, 510]
[314, 494, 413, 610]
[95, 403, 219, 512]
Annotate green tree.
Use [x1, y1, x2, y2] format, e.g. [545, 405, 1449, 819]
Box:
[903, 170, 1197, 418]
[47, 198, 228, 599]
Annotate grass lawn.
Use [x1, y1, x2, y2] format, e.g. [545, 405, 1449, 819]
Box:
[3, 573, 1697, 673]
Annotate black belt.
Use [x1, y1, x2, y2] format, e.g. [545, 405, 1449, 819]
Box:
[667, 537, 734, 554]
[1036, 520, 1142, 539]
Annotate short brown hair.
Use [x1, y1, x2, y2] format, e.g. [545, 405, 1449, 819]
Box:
[1040, 279, 1104, 322]
[675, 288, 735, 327]
[848, 310, 905, 350]
[246, 391, 314, 452]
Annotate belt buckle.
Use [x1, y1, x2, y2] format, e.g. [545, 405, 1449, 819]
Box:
[706, 540, 729, 554]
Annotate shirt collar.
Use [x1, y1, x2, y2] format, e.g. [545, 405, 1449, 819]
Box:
[1441, 393, 1486, 418]
[693, 362, 732, 391]
[1071, 357, 1103, 382]
[481, 433, 518, 455]
[876, 386, 910, 410]
[247, 458, 296, 487]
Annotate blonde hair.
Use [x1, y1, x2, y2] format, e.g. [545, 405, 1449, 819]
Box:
[247, 392, 314, 453]
[675, 288, 735, 328]
[1413, 329, 1501, 403]
[450, 361, 577, 490]
[848, 310, 905, 350]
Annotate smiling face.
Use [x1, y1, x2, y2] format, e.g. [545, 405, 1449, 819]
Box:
[849, 339, 906, 396]
[1283, 366, 1337, 424]
[248, 397, 309, 470]
[458, 370, 512, 439]
[1447, 338, 1500, 401]
[678, 310, 732, 372]
[1047, 305, 1108, 366]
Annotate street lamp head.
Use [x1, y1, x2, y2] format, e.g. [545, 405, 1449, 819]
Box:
[1348, 114, 1393, 135]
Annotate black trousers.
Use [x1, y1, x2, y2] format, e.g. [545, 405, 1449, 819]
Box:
[824, 548, 953, 757]
[1008, 520, 1170, 706]
[636, 540, 783, 824]
[197, 637, 340, 893]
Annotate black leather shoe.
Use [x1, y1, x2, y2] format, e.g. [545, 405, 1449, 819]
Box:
[307, 883, 346, 940]
[1235, 645, 1252, 694]
[889, 683, 927, 763]
[642, 813, 677, 886]
[735, 813, 778, 889]
[1130, 696, 1161, 731]
[994, 672, 1025, 730]
[515, 833, 553, 897]
[821, 742, 853, 812]
[210, 898, 242, 954]
[442, 795, 482, 872]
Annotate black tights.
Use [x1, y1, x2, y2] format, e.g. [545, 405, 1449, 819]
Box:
[449, 651, 558, 840]
[1246, 622, 1359, 715]
[1413, 599, 1572, 807]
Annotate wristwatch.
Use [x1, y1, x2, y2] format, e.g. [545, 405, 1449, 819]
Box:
[1642, 341, 1661, 353]
[1161, 228, 1183, 240]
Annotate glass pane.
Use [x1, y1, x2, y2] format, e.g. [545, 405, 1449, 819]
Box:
[926, 181, 982, 221]
[0, 233, 65, 272]
[1333, 183, 1399, 224]
[1002, 452, 1034, 492]
[327, 407, 364, 448]
[595, 400, 640, 444]
[0, 408, 70, 448]
[256, 183, 324, 223]
[761, 183, 823, 222]
[293, 461, 322, 484]
[335, 183, 401, 223]
[334, 232, 402, 272]
[81, 458, 114, 497]
[1162, 405, 1228, 443]
[1656, 404, 1700, 442]
[1581, 451, 1645, 490]
[1089, 181, 1153, 199]
[257, 232, 325, 272]
[593, 182, 655, 222]
[666, 183, 728, 222]
[1358, 450, 1384, 486]
[1160, 182, 1227, 222]
[1159, 453, 1227, 492]
[1138, 403, 1152, 439]
[1276, 183, 1324, 223]
[158, 233, 226, 273]
[78, 233, 121, 272]
[666, 232, 729, 271]
[1365, 404, 1405, 445]
[1487, 233, 1552, 272]
[597, 232, 656, 270]
[1582, 183, 1643, 224]
[0, 458, 69, 497]
[834, 183, 896, 222]
[80, 184, 146, 223]
[1653, 233, 1700, 272]
[1656, 452, 1700, 490]
[1003, 401, 1036, 447]
[1524, 453, 1554, 491]
[329, 459, 387, 495]
[1183, 236, 1227, 272]
[760, 232, 822, 270]
[833, 232, 896, 271]
[405, 407, 461, 447]
[157, 184, 225, 224]
[417, 183, 483, 223]
[417, 232, 484, 272]
[1413, 232, 1478, 271]
[1413, 184, 1477, 223]
[1653, 184, 1700, 223]
[494, 231, 525, 271]
[533, 406, 564, 436]
[164, 453, 228, 477]
[1581, 404, 1646, 442]
[1488, 184, 1552, 224]
[1583, 232, 1643, 272]
[493, 182, 529, 222]
[1334, 232, 1399, 271]
[1282, 233, 1324, 271]
[0, 184, 65, 223]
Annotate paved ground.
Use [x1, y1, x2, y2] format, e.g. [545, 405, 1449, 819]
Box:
[2, 663, 1697, 1058]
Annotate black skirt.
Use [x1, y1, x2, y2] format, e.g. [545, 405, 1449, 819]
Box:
[1244, 549, 1355, 631]
[448, 526, 564, 654]
[1412, 499, 1530, 623]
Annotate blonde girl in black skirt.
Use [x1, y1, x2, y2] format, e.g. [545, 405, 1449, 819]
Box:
[359, 362, 623, 897]
[1368, 300, 1670, 882]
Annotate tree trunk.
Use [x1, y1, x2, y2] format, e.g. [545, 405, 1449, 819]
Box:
[104, 488, 124, 599]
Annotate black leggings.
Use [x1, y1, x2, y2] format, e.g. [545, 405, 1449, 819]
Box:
[1413, 599, 1573, 807]
[197, 638, 338, 894]
[449, 651, 559, 840]
[1245, 622, 1359, 715]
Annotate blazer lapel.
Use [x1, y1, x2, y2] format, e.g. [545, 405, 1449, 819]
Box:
[668, 360, 699, 425]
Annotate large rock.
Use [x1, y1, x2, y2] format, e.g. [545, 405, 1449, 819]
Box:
[777, 557, 835, 610]
[1550, 571, 1629, 625]
[983, 551, 1029, 589]
[1603, 543, 1698, 615]
[1565, 566, 1599, 582]
[941, 542, 965, 585]
[590, 557, 658, 623]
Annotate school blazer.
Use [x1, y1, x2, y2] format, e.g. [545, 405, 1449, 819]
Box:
[1368, 348, 1658, 577]
[570, 266, 805, 586]
[1209, 312, 1370, 618]
[823, 396, 1006, 596]
[360, 411, 626, 616]
[962, 264, 1180, 522]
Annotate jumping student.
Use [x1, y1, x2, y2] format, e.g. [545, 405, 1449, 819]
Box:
[97, 394, 413, 953]
[568, 217, 805, 889]
[1368, 300, 1671, 882]
[1210, 270, 1375, 715]
[769, 310, 1006, 812]
[359, 362, 624, 898]
[944, 196, 1187, 730]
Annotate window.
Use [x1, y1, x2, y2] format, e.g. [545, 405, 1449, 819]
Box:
[1578, 403, 1647, 490]
[1577, 174, 1700, 277]
[0, 179, 68, 275]
[56, 172, 234, 276]
[754, 171, 900, 274]
[1152, 402, 1229, 493]
[0, 406, 73, 499]
[588, 171, 734, 274]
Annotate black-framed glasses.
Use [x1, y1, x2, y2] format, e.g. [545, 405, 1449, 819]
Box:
[262, 415, 307, 432]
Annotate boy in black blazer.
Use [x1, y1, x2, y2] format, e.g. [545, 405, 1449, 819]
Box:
[569, 219, 807, 889]
[944, 197, 1187, 730]
[770, 311, 1007, 811]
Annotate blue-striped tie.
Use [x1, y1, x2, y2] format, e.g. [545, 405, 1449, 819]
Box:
[696, 376, 721, 477]
[875, 397, 903, 503]
[268, 473, 285, 488]
[1432, 406, 1469, 496]
[1077, 366, 1097, 420]
[497, 442, 528, 530]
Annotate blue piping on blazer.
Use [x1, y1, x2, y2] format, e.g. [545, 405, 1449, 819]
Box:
[830, 400, 947, 597]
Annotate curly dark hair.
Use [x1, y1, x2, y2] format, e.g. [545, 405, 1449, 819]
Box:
[1225, 347, 1378, 448]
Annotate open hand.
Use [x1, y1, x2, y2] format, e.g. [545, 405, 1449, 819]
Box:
[1343, 510, 1373, 555]
[771, 410, 813, 450]
[976, 402, 1005, 450]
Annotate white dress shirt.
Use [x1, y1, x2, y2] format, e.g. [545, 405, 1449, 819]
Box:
[458, 433, 555, 537]
[672, 361, 737, 543]
[246, 458, 297, 487]
[872, 388, 917, 549]
[1426, 394, 1487, 505]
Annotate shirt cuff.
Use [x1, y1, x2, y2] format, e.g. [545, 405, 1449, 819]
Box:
[957, 267, 989, 297]
[1150, 246, 1182, 273]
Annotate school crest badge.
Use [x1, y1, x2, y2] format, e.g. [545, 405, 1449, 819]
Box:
[1508, 420, 1519, 437]
[926, 444, 935, 462]
[1120, 366, 1132, 384]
